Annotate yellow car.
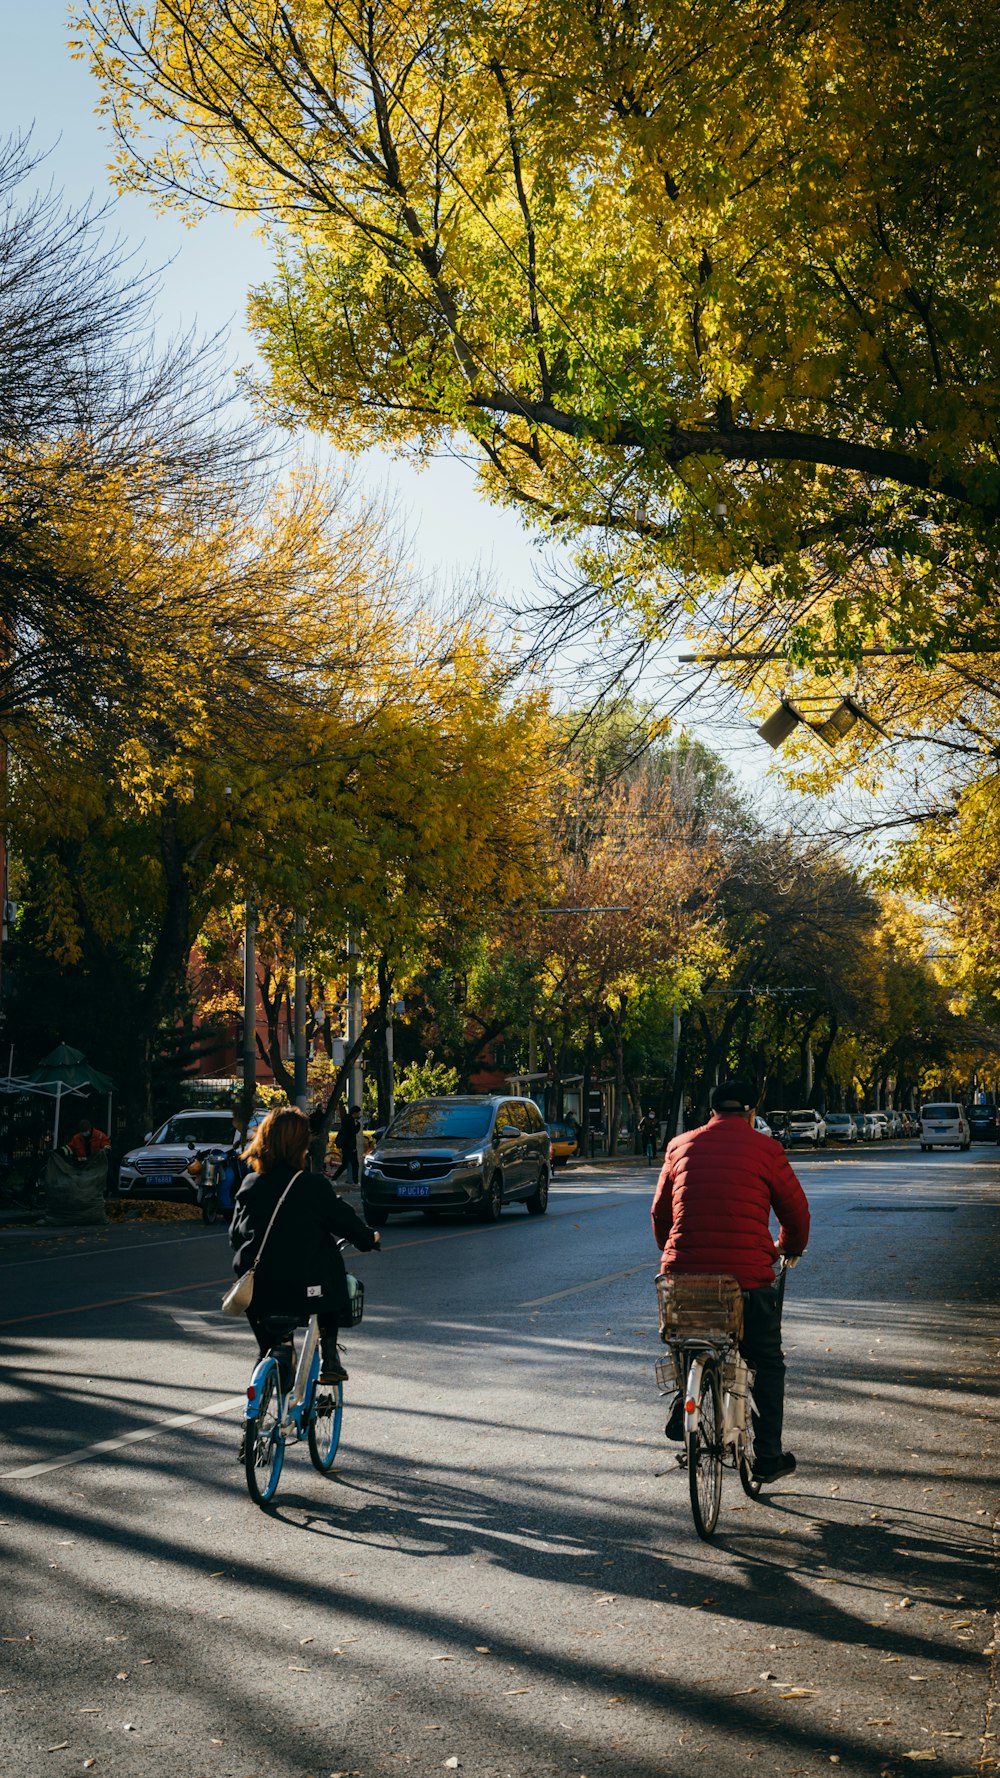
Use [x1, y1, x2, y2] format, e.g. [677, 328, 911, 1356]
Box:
[546, 1119, 580, 1167]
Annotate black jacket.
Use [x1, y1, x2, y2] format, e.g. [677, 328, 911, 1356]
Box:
[230, 1163, 376, 1322]
[337, 1110, 358, 1159]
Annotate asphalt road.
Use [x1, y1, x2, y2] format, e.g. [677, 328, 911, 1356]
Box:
[0, 1144, 997, 1778]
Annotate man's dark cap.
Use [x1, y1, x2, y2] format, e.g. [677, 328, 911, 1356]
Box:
[710, 1078, 757, 1113]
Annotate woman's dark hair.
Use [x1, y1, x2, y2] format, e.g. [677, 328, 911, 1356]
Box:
[242, 1105, 310, 1174]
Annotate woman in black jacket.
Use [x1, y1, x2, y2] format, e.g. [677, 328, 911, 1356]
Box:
[230, 1105, 379, 1386]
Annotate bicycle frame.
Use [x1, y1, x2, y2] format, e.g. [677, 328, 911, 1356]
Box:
[244, 1313, 322, 1440]
[660, 1335, 751, 1456]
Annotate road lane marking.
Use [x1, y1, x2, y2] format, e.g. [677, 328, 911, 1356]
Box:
[0, 1277, 232, 1329]
[0, 1396, 243, 1482]
[520, 1264, 647, 1306]
[0, 1231, 225, 1271]
[0, 1199, 638, 1327]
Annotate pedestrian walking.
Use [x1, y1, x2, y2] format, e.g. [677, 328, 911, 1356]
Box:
[639, 1108, 659, 1165]
[332, 1099, 361, 1187]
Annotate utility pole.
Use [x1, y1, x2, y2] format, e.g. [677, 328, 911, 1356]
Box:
[293, 914, 308, 1111]
[241, 895, 256, 1121]
[346, 927, 363, 1111]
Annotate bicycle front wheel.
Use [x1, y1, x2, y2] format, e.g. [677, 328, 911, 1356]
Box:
[308, 1380, 344, 1473]
[244, 1361, 285, 1507]
[687, 1362, 724, 1539]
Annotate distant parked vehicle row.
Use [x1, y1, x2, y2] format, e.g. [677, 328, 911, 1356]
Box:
[763, 1108, 920, 1147]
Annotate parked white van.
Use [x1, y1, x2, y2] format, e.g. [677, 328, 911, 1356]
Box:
[919, 1103, 971, 1151]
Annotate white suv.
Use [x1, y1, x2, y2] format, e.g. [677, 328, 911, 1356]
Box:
[786, 1108, 827, 1147]
[919, 1103, 971, 1151]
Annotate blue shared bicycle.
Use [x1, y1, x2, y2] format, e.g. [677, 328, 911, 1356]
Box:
[242, 1259, 367, 1508]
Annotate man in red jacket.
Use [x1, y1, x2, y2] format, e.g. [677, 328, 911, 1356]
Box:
[652, 1078, 810, 1484]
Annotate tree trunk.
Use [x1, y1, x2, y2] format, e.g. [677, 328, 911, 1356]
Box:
[373, 952, 393, 1128]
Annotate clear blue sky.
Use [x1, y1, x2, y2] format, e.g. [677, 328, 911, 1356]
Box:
[0, 4, 550, 600]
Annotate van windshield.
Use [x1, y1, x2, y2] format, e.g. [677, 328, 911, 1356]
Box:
[922, 1104, 959, 1119]
[388, 1102, 494, 1140]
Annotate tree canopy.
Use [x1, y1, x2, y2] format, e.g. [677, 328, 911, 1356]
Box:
[81, 0, 1000, 666]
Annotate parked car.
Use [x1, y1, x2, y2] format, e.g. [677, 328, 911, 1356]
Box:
[785, 1108, 827, 1147]
[965, 1103, 998, 1142]
[546, 1119, 580, 1167]
[766, 1111, 791, 1146]
[362, 1095, 551, 1224]
[919, 1102, 971, 1151]
[754, 1115, 773, 1137]
[862, 1112, 883, 1140]
[117, 1108, 239, 1202]
[823, 1112, 857, 1143]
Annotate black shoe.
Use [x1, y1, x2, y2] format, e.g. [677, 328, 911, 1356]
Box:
[752, 1451, 796, 1484]
[664, 1398, 684, 1441]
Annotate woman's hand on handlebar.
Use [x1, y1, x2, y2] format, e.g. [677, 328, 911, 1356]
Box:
[371, 1230, 381, 1249]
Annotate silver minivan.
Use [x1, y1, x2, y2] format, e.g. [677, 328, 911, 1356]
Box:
[919, 1102, 971, 1151]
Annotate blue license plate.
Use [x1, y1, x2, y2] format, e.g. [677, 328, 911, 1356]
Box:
[396, 1183, 430, 1198]
[148, 1172, 174, 1186]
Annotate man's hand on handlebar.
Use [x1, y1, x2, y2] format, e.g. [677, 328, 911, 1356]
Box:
[371, 1231, 381, 1250]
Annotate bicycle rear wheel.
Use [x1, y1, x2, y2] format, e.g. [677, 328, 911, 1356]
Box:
[687, 1362, 724, 1539]
[307, 1379, 344, 1473]
[244, 1360, 285, 1506]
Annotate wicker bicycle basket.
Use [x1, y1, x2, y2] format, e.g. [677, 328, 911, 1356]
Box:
[655, 1272, 743, 1342]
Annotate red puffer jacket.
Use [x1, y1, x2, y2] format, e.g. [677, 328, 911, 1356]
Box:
[652, 1114, 810, 1290]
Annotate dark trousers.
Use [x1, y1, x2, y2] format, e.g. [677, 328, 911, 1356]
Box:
[247, 1310, 341, 1390]
[333, 1151, 359, 1185]
[740, 1283, 786, 1466]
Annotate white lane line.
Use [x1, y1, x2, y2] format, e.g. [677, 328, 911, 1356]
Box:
[520, 1264, 647, 1307]
[0, 1231, 220, 1271]
[0, 1396, 243, 1483]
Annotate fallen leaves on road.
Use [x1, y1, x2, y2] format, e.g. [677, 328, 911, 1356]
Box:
[779, 1688, 817, 1700]
[900, 1753, 937, 1762]
[114, 1672, 128, 1682]
[83, 1760, 96, 1770]
[897, 1598, 914, 1610]
[46, 1744, 69, 1753]
[867, 1719, 893, 1726]
[300, 1636, 314, 1645]
[444, 1761, 460, 1770]
[505, 1689, 532, 1696]
[474, 1647, 490, 1654]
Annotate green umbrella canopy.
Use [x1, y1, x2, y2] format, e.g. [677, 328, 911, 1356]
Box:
[28, 1043, 114, 1095]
